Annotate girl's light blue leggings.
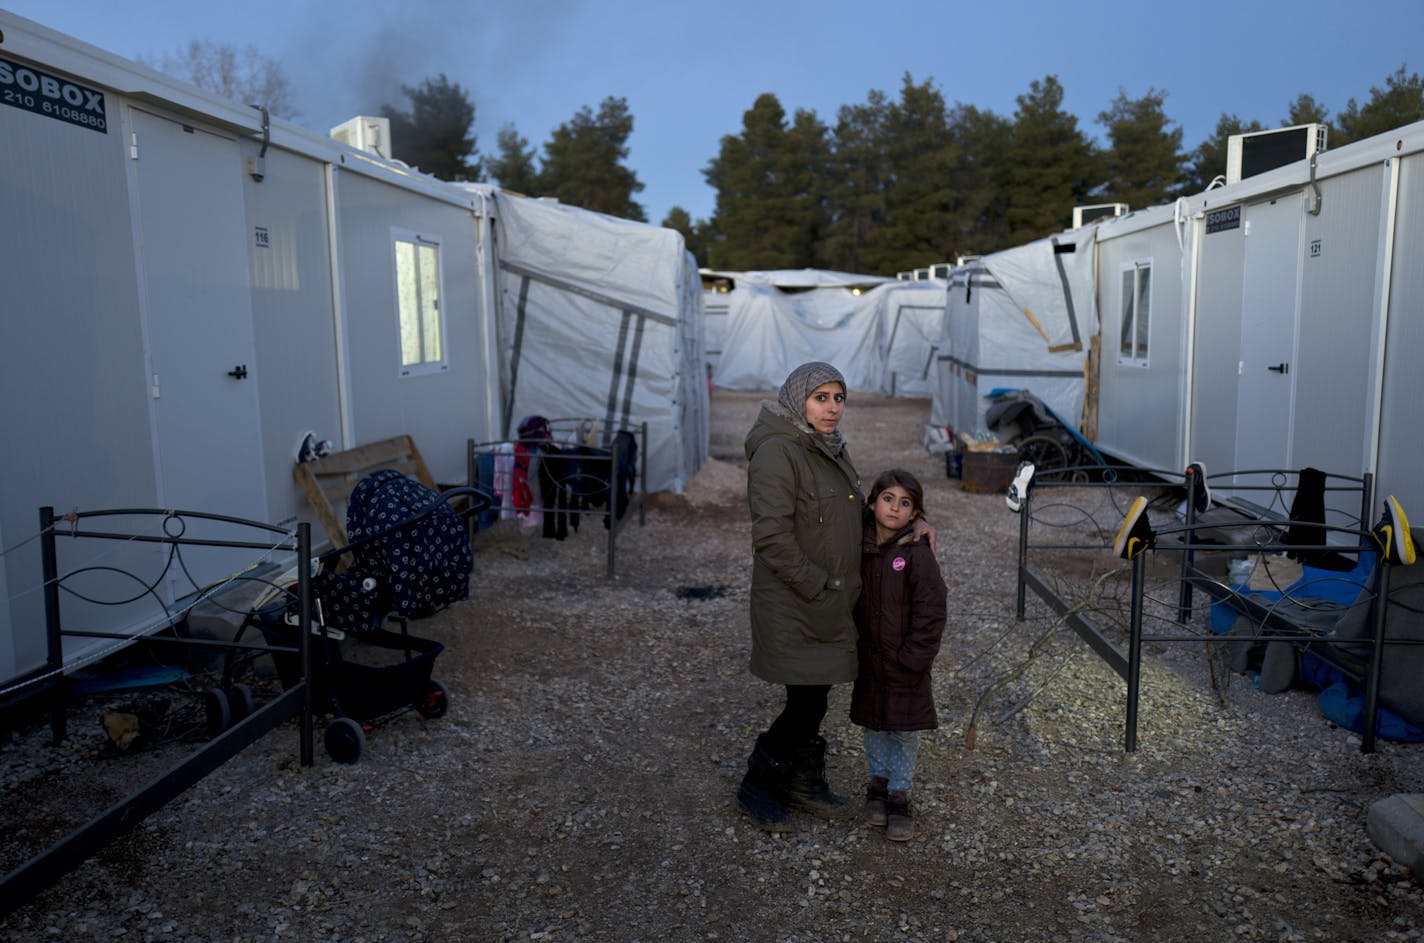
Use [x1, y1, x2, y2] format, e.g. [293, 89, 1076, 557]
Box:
[863, 728, 920, 793]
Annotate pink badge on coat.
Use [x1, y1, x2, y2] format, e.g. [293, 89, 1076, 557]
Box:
[892, 557, 906, 571]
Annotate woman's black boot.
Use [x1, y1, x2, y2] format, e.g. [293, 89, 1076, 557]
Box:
[783, 735, 855, 820]
[736, 734, 791, 831]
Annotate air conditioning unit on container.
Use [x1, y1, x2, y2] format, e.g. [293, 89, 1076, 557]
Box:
[1072, 203, 1129, 228]
[1225, 123, 1327, 184]
[330, 116, 391, 158]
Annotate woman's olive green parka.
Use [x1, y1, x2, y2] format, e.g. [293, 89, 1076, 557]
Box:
[744, 403, 864, 685]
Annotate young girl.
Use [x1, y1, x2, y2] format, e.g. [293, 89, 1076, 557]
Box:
[850, 468, 949, 841]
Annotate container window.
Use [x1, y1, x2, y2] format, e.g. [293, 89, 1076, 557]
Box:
[1118, 260, 1151, 367]
[393, 229, 447, 377]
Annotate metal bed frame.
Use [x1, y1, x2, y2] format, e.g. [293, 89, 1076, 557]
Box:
[0, 507, 316, 918]
[1013, 465, 1415, 754]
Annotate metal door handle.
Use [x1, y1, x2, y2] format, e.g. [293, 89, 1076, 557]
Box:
[1267, 363, 1289, 374]
[227, 364, 249, 379]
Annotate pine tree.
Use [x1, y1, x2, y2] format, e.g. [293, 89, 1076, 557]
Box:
[1097, 88, 1185, 208]
[704, 93, 826, 270]
[380, 74, 481, 182]
[1004, 76, 1096, 244]
[661, 206, 712, 266]
[1333, 65, 1424, 146]
[538, 97, 646, 221]
[851, 76, 959, 274]
[1181, 113, 1264, 194]
[818, 91, 889, 273]
[1285, 93, 1330, 128]
[488, 123, 540, 196]
[947, 103, 1013, 255]
[782, 109, 833, 268]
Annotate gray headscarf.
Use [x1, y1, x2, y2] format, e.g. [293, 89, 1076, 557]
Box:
[773, 361, 847, 452]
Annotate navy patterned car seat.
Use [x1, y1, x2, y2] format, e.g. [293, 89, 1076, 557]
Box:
[303, 469, 473, 631]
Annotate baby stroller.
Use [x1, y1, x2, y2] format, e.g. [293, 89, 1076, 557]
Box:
[226, 470, 488, 762]
[984, 388, 1107, 481]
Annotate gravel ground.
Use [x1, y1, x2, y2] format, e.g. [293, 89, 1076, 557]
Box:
[2, 390, 1422, 942]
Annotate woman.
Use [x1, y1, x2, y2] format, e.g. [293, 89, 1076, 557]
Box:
[736, 361, 930, 831]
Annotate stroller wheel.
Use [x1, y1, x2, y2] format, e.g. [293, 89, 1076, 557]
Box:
[1016, 435, 1070, 481]
[414, 680, 449, 719]
[203, 687, 231, 736]
[324, 717, 366, 764]
[227, 683, 256, 723]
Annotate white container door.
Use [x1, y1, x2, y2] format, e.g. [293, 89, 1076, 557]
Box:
[1234, 195, 1303, 472]
[131, 108, 269, 594]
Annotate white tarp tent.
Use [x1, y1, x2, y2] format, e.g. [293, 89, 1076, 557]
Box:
[876, 281, 948, 397]
[708, 269, 899, 392]
[492, 193, 709, 494]
[933, 228, 1097, 436]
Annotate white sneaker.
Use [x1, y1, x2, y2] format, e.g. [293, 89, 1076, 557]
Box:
[1006, 461, 1036, 512]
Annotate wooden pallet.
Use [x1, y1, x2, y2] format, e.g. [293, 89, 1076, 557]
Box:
[292, 435, 435, 548]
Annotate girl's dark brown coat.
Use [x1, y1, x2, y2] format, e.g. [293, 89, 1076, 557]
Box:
[850, 523, 948, 731]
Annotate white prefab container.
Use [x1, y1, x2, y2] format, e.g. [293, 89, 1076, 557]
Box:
[2, 11, 712, 698]
[1185, 166, 1386, 485]
[0, 11, 504, 692]
[1, 38, 160, 686]
[1, 18, 282, 687]
[1090, 124, 1424, 727]
[1224, 135, 1413, 517]
[331, 172, 495, 486]
[933, 228, 1098, 437]
[1090, 202, 1192, 470]
[1090, 119, 1424, 522]
[1376, 149, 1424, 519]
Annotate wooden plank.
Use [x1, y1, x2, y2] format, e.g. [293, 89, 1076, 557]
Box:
[292, 435, 436, 548]
[317, 459, 426, 506]
[1081, 335, 1100, 442]
[403, 440, 435, 489]
[293, 464, 348, 548]
[308, 438, 424, 479]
